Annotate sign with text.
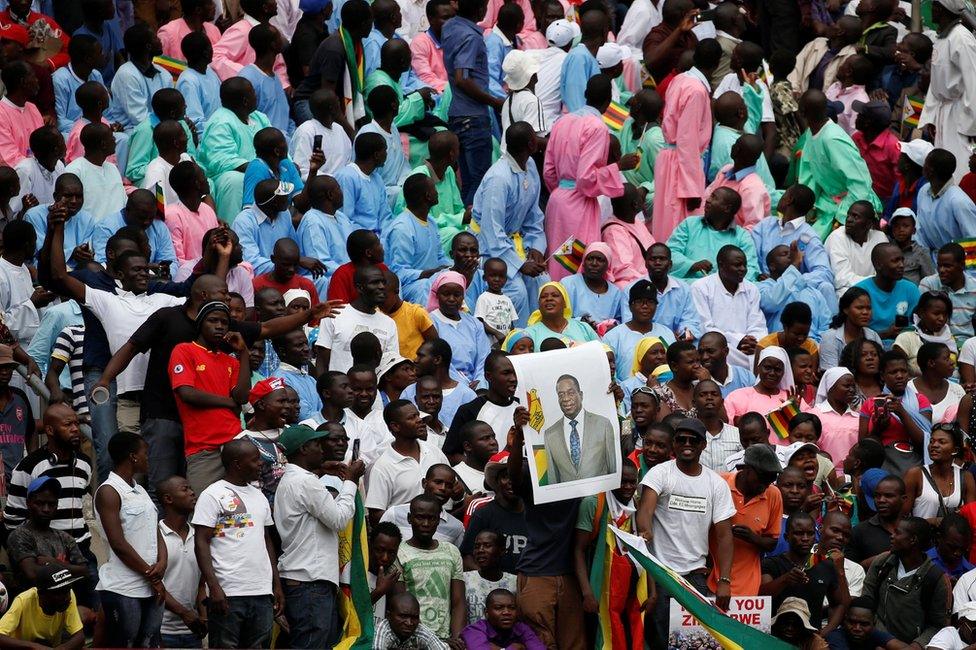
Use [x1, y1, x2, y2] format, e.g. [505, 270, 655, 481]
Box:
[668, 596, 771, 649]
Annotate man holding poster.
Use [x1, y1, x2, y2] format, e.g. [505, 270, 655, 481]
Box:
[542, 374, 618, 484]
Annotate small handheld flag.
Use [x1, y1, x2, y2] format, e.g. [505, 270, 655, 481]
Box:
[957, 237, 976, 269]
[551, 236, 586, 274]
[767, 399, 800, 440]
[153, 55, 187, 80]
[154, 183, 166, 221]
[602, 101, 630, 133]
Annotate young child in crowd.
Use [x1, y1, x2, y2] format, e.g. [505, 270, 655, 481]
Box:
[474, 258, 518, 346]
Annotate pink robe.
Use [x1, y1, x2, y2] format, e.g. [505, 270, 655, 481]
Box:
[211, 18, 289, 88]
[650, 70, 712, 242]
[157, 19, 221, 60]
[0, 99, 42, 167]
[543, 109, 625, 280]
[705, 163, 771, 230]
[409, 31, 447, 93]
[165, 199, 219, 263]
[601, 216, 654, 288]
[65, 117, 117, 165]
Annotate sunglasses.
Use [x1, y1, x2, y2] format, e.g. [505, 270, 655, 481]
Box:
[674, 434, 702, 445]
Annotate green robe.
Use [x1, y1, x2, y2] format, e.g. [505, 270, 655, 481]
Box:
[363, 69, 427, 127]
[619, 118, 665, 204]
[392, 162, 465, 253]
[666, 216, 760, 281]
[796, 120, 882, 240]
[125, 119, 197, 186]
[198, 108, 271, 223]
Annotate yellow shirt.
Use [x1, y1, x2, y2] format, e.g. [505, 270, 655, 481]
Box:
[0, 588, 82, 644]
[757, 333, 820, 367]
[389, 301, 433, 359]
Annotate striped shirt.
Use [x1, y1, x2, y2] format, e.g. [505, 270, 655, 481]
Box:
[50, 325, 88, 417]
[920, 273, 976, 348]
[699, 422, 744, 473]
[3, 448, 93, 543]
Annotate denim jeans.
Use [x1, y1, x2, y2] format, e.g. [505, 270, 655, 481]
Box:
[82, 368, 116, 483]
[141, 418, 185, 505]
[449, 114, 493, 205]
[293, 99, 312, 125]
[208, 595, 274, 649]
[77, 539, 100, 609]
[100, 590, 163, 648]
[160, 632, 200, 648]
[282, 580, 339, 649]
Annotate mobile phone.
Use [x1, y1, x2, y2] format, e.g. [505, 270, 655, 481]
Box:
[696, 8, 716, 22]
[313, 135, 323, 152]
[351, 439, 361, 461]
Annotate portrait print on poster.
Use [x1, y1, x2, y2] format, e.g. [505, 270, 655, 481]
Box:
[509, 341, 622, 503]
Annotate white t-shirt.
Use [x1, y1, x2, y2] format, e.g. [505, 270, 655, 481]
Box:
[534, 47, 568, 128]
[500, 89, 550, 153]
[954, 567, 976, 614]
[641, 460, 736, 574]
[315, 306, 400, 373]
[159, 522, 200, 635]
[289, 118, 352, 177]
[452, 461, 486, 494]
[928, 626, 967, 650]
[474, 291, 518, 336]
[191, 480, 274, 597]
[958, 336, 976, 368]
[463, 571, 517, 624]
[910, 378, 966, 423]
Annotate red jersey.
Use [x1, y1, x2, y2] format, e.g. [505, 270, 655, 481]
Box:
[252, 273, 320, 305]
[326, 262, 390, 303]
[169, 342, 242, 455]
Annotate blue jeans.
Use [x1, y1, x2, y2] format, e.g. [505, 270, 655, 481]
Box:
[208, 595, 274, 649]
[651, 570, 710, 650]
[160, 633, 200, 648]
[449, 114, 493, 205]
[282, 580, 339, 649]
[83, 368, 116, 483]
[141, 417, 185, 506]
[100, 590, 163, 648]
[293, 99, 312, 125]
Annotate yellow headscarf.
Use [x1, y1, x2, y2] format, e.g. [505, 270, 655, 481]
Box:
[527, 281, 573, 326]
[631, 336, 668, 376]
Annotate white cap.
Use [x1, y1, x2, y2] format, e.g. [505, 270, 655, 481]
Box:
[900, 139, 934, 167]
[502, 50, 540, 91]
[890, 207, 917, 222]
[596, 42, 630, 69]
[546, 18, 579, 48]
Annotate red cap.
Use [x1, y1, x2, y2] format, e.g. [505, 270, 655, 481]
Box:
[248, 377, 287, 405]
[0, 24, 29, 46]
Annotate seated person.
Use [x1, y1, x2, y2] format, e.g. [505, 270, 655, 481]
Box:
[826, 201, 889, 298]
[460, 588, 544, 650]
[854, 242, 921, 343]
[559, 242, 626, 325]
[0, 565, 84, 649]
[383, 174, 450, 305]
[704, 133, 772, 230]
[374, 592, 447, 649]
[91, 188, 177, 265]
[757, 250, 832, 344]
[604, 280, 677, 382]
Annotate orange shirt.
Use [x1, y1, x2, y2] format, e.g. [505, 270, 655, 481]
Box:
[708, 471, 783, 597]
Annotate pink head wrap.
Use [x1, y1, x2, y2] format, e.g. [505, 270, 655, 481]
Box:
[426, 271, 468, 311]
[579, 242, 615, 282]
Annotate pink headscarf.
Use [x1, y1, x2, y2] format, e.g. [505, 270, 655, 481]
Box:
[427, 271, 468, 311]
[578, 242, 616, 282]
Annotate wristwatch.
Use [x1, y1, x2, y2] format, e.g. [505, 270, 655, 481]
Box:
[718, 576, 732, 584]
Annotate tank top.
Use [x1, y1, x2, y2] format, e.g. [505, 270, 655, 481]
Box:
[95, 472, 157, 597]
[912, 464, 962, 519]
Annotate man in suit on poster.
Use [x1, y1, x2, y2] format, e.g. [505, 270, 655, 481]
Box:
[542, 374, 617, 483]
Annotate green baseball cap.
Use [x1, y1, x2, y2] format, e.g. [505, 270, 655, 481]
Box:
[278, 424, 328, 456]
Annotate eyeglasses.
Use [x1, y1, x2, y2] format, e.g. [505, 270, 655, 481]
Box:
[674, 434, 701, 445]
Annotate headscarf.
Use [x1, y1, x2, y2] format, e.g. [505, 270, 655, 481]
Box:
[426, 271, 467, 312]
[755, 346, 794, 391]
[502, 328, 531, 352]
[815, 367, 853, 407]
[578, 242, 615, 282]
[282, 288, 312, 307]
[527, 281, 573, 326]
[631, 336, 667, 376]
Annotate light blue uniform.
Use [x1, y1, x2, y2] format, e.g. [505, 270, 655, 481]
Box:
[602, 323, 677, 381]
[559, 274, 626, 323]
[484, 30, 513, 99]
[241, 157, 304, 208]
[92, 210, 177, 264]
[279, 366, 322, 422]
[383, 210, 450, 304]
[109, 61, 173, 131]
[231, 205, 297, 276]
[296, 208, 355, 297]
[560, 44, 600, 114]
[176, 66, 221, 133]
[620, 276, 703, 339]
[238, 64, 295, 137]
[915, 184, 976, 253]
[24, 205, 96, 267]
[431, 311, 492, 386]
[757, 266, 832, 342]
[751, 215, 837, 312]
[74, 19, 125, 85]
[357, 120, 410, 203]
[714, 364, 756, 397]
[471, 154, 548, 326]
[363, 29, 423, 92]
[26, 301, 82, 385]
[53, 65, 105, 135]
[333, 162, 393, 232]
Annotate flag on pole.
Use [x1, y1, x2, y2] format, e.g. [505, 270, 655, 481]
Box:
[551, 236, 586, 274]
[154, 183, 166, 221]
[335, 493, 374, 649]
[152, 55, 187, 80]
[611, 527, 796, 650]
[767, 399, 801, 440]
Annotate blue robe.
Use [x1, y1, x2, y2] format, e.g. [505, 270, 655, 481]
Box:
[24, 205, 96, 268]
[109, 62, 173, 131]
[757, 266, 832, 342]
[602, 323, 677, 381]
[333, 162, 393, 232]
[242, 157, 304, 208]
[401, 378, 478, 428]
[471, 154, 548, 325]
[383, 210, 450, 304]
[176, 66, 222, 133]
[357, 120, 409, 202]
[431, 310, 491, 385]
[560, 44, 600, 113]
[484, 30, 513, 99]
[363, 29, 423, 91]
[296, 208, 355, 297]
[279, 365, 322, 422]
[74, 20, 125, 84]
[92, 210, 177, 264]
[52, 65, 104, 135]
[559, 274, 626, 323]
[238, 64, 295, 136]
[231, 206, 297, 275]
[915, 184, 976, 253]
[619, 276, 702, 338]
[751, 215, 837, 311]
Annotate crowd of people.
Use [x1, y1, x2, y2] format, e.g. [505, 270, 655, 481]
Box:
[2, 0, 976, 646]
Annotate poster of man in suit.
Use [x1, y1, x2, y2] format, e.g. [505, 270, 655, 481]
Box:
[509, 342, 622, 503]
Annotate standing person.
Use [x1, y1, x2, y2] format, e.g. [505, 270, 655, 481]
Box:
[695, 380, 744, 472]
[903, 424, 975, 519]
[157, 477, 207, 648]
[444, 351, 520, 460]
[635, 418, 735, 647]
[915, 149, 976, 253]
[461, 452, 529, 574]
[919, 0, 976, 184]
[95, 432, 166, 648]
[193, 440, 283, 649]
[543, 74, 635, 280]
[559, 9, 606, 113]
[441, 0, 505, 205]
[846, 475, 907, 567]
[650, 39, 720, 243]
[275, 425, 367, 648]
[0, 61, 43, 167]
